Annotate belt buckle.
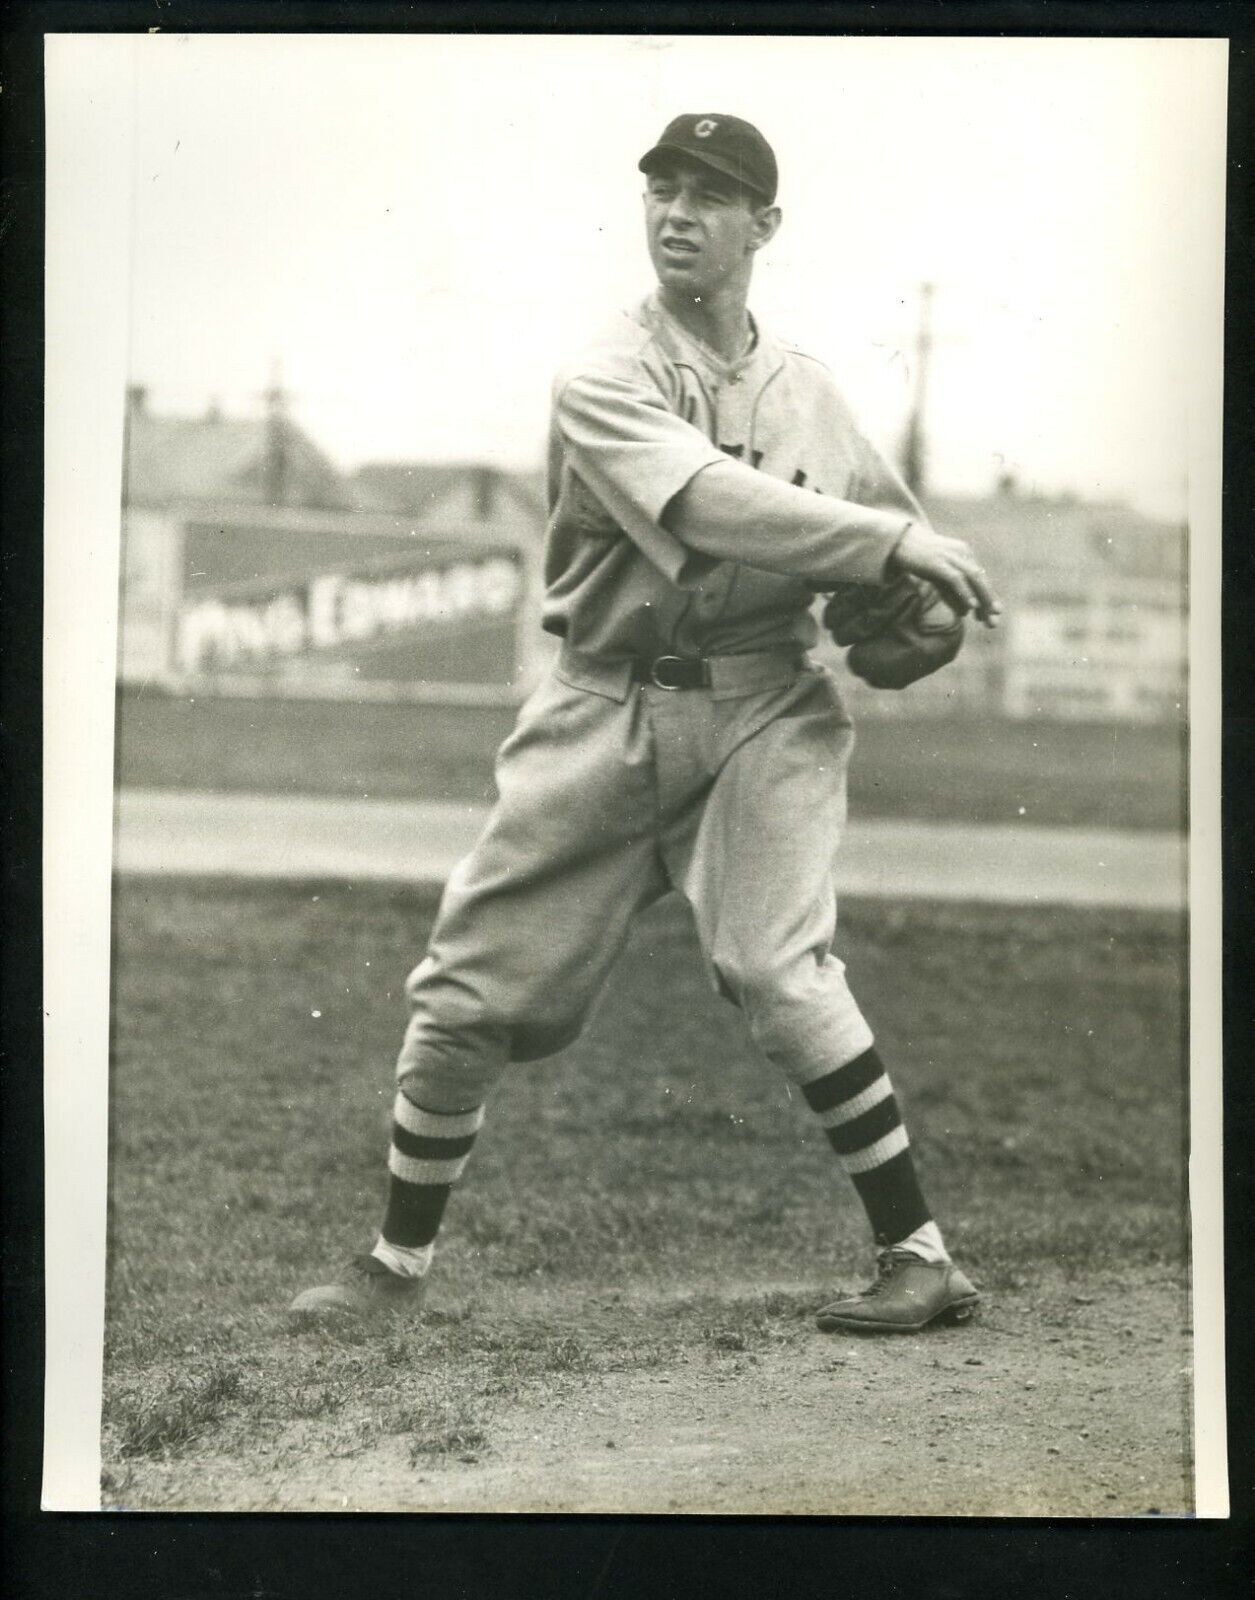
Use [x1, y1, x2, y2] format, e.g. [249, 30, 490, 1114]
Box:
[650, 655, 688, 691]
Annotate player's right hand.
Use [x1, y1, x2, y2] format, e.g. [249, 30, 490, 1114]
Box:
[889, 522, 1002, 627]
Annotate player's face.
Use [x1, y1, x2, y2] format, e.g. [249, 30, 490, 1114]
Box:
[643, 160, 778, 296]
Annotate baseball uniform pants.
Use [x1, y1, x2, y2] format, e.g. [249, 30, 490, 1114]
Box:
[396, 645, 875, 1111]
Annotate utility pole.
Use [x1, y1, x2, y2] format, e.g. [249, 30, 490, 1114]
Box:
[900, 280, 934, 497]
[263, 358, 288, 507]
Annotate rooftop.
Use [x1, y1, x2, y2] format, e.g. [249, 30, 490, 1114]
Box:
[123, 391, 353, 511]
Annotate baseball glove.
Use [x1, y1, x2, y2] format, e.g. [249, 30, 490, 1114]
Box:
[822, 573, 965, 690]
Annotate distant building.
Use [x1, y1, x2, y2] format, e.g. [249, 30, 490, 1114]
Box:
[938, 491, 1185, 722]
[926, 489, 1184, 587]
[349, 460, 546, 540]
[825, 489, 1187, 722]
[122, 385, 353, 511]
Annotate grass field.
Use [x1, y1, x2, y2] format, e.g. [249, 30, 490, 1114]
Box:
[101, 878, 1190, 1512]
[114, 687, 1187, 831]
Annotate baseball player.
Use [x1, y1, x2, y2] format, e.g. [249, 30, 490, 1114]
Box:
[292, 113, 1001, 1334]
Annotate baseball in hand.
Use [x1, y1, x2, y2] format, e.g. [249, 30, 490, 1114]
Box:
[890, 523, 1002, 627]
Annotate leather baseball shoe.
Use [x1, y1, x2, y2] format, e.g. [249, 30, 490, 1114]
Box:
[815, 1249, 979, 1334]
[289, 1253, 425, 1323]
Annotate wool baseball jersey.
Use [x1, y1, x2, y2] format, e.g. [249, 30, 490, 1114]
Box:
[544, 290, 929, 661]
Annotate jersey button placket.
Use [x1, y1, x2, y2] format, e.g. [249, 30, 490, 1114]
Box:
[719, 378, 752, 441]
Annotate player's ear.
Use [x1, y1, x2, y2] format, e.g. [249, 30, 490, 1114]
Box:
[748, 204, 782, 251]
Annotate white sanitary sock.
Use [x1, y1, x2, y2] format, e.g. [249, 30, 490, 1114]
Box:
[890, 1220, 950, 1265]
[371, 1236, 434, 1279]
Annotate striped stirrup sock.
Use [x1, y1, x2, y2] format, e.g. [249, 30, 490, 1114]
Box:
[379, 1092, 484, 1257]
[801, 1045, 932, 1248]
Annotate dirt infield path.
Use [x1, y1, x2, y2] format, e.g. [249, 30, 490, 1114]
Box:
[115, 789, 1185, 908]
[111, 1267, 1192, 1516]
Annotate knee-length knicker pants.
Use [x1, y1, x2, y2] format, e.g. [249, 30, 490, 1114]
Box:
[396, 650, 875, 1113]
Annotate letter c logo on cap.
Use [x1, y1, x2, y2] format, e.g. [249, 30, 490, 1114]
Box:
[694, 119, 718, 137]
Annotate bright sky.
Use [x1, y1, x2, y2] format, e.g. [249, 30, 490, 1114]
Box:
[116, 33, 1227, 517]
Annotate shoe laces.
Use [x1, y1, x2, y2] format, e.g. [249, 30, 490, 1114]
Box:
[862, 1247, 921, 1297]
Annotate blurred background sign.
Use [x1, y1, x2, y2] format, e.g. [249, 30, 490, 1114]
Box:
[119, 385, 543, 705]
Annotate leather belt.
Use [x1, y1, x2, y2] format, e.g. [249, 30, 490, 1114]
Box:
[629, 648, 805, 693]
[556, 643, 807, 702]
[630, 654, 714, 690]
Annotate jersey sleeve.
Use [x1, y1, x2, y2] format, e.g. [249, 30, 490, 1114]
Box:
[554, 365, 730, 584]
[556, 362, 916, 589]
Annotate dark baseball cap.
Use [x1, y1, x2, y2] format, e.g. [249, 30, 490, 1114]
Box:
[638, 113, 778, 205]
